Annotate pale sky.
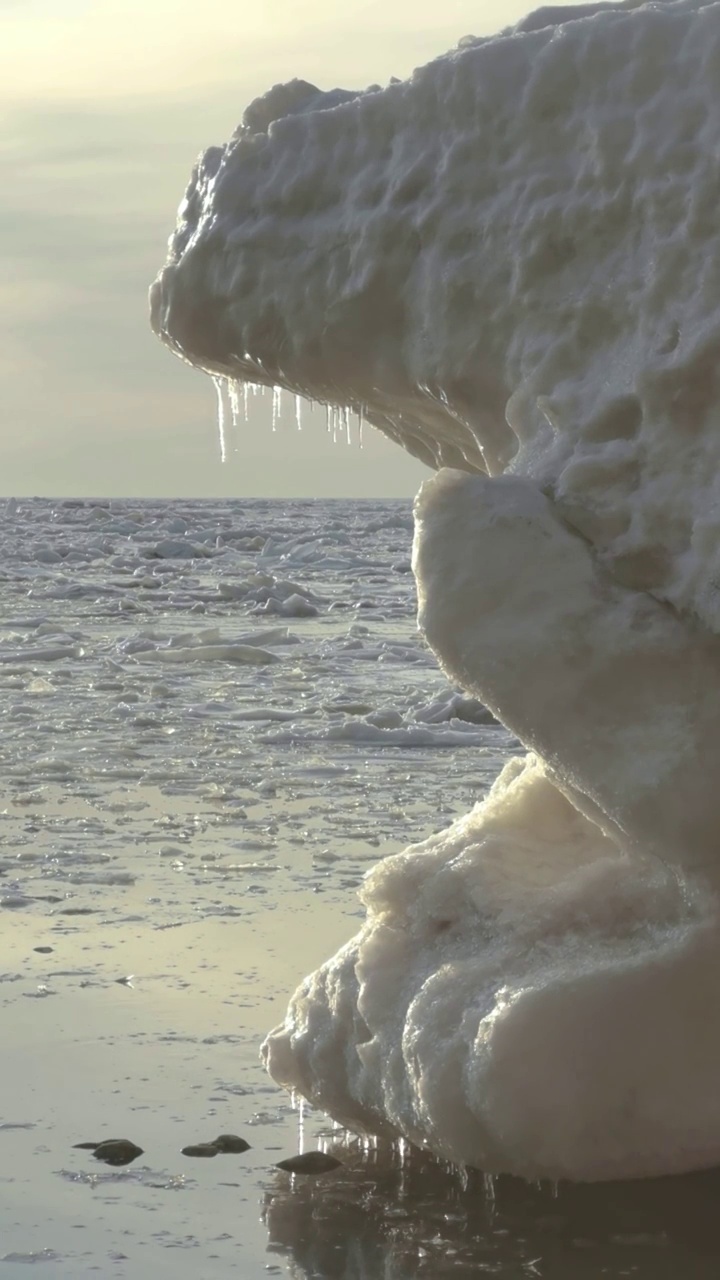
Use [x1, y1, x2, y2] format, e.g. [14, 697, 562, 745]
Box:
[1, 0, 573, 498]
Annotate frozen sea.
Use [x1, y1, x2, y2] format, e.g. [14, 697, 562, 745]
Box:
[2, 496, 719, 1279]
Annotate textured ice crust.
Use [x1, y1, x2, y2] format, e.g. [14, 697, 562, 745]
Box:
[152, 0, 720, 629]
[267, 472, 720, 1181]
[151, 0, 720, 1180]
[265, 757, 720, 1181]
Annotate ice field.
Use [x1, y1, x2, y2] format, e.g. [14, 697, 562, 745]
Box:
[3, 496, 720, 1277]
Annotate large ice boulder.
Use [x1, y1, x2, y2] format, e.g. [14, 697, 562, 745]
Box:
[151, 0, 720, 1179]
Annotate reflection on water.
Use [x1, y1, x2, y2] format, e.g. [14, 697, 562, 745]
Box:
[263, 1137, 720, 1278]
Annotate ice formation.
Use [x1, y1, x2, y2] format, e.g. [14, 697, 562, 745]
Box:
[150, 0, 720, 1180]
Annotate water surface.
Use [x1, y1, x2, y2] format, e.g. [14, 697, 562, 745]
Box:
[1, 496, 716, 1279]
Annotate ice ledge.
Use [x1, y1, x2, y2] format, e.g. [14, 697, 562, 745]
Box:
[152, 0, 720, 629]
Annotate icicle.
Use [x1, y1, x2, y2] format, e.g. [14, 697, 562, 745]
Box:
[212, 376, 227, 463]
[297, 1096, 305, 1154]
[358, 404, 366, 449]
[396, 1137, 408, 1199]
[227, 382, 242, 453]
[272, 385, 282, 431]
[483, 1172, 496, 1203]
[228, 381, 240, 430]
[238, 381, 267, 420]
[344, 406, 351, 446]
[294, 394, 303, 431]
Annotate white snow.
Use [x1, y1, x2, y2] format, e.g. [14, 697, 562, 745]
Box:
[151, 0, 720, 1182]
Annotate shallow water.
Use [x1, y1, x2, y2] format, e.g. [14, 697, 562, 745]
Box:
[1, 496, 717, 1278]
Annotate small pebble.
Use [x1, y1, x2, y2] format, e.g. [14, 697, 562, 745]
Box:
[276, 1151, 343, 1175]
[182, 1143, 219, 1158]
[33, 946, 53, 954]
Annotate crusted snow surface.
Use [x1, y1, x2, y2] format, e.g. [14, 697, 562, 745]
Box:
[152, 0, 720, 1180]
[265, 753, 720, 1181]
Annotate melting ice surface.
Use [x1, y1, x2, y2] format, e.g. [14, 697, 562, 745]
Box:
[151, 0, 720, 1180]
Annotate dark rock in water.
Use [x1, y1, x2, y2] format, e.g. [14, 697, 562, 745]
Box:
[276, 1151, 343, 1174]
[73, 1138, 129, 1150]
[34, 946, 53, 954]
[180, 1134, 250, 1156]
[91, 1140, 143, 1166]
[212, 1133, 251, 1153]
